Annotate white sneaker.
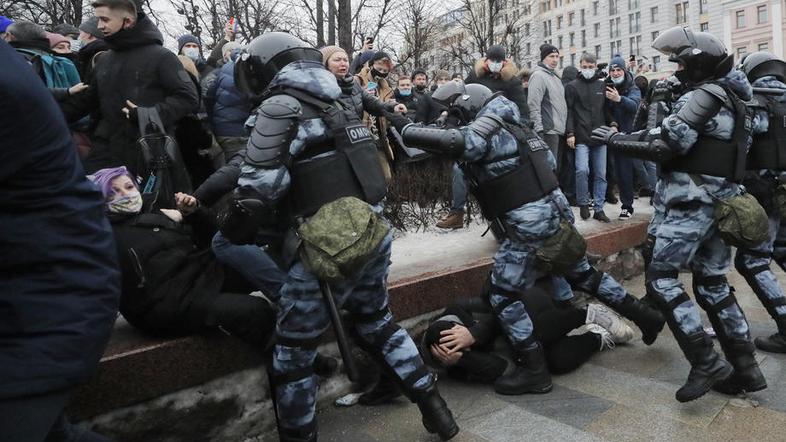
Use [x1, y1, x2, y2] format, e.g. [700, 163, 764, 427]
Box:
[587, 324, 616, 351]
[619, 209, 632, 219]
[586, 304, 635, 344]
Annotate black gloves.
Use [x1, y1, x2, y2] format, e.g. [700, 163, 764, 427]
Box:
[591, 126, 617, 145]
[385, 111, 412, 133]
[218, 186, 269, 245]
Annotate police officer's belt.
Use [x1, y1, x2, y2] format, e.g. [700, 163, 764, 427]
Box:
[278, 88, 387, 218]
[747, 97, 786, 170]
[662, 86, 750, 182]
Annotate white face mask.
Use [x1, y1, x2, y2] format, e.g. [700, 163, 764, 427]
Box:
[580, 68, 595, 80]
[488, 61, 503, 73]
[108, 192, 143, 214]
[70, 38, 82, 52]
[611, 75, 625, 85]
[183, 47, 200, 62]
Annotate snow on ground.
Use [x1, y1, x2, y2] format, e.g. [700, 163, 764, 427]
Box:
[389, 196, 656, 281]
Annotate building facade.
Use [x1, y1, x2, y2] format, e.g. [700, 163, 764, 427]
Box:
[721, 0, 786, 61]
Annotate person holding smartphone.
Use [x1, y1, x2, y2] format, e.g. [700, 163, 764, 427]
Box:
[604, 55, 641, 219]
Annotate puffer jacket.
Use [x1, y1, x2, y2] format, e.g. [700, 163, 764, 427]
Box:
[205, 60, 251, 137]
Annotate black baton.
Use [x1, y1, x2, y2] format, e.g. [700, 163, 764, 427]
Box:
[319, 280, 360, 383]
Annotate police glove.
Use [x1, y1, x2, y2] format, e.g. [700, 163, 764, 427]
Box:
[591, 126, 617, 145]
[218, 186, 268, 245]
[385, 111, 412, 133]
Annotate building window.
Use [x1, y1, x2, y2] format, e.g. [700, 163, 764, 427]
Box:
[610, 0, 617, 15]
[569, 32, 575, 46]
[595, 44, 601, 58]
[758, 5, 768, 24]
[581, 29, 586, 47]
[629, 37, 635, 55]
[568, 12, 574, 26]
[628, 0, 639, 9]
[610, 41, 616, 56]
[736, 10, 745, 28]
[580, 9, 586, 26]
[652, 55, 660, 71]
[570, 53, 576, 66]
[525, 23, 530, 36]
[593, 1, 599, 16]
[700, 22, 709, 32]
[557, 15, 563, 29]
[759, 42, 769, 51]
[558, 36, 563, 48]
[594, 22, 600, 38]
[736, 47, 747, 59]
[526, 42, 531, 54]
[675, 2, 688, 24]
[559, 56, 564, 68]
[610, 19, 615, 38]
[650, 6, 658, 23]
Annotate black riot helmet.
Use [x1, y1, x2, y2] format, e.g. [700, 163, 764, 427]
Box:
[739, 51, 786, 83]
[431, 81, 466, 108]
[455, 84, 495, 122]
[486, 44, 507, 62]
[652, 26, 733, 86]
[234, 32, 323, 97]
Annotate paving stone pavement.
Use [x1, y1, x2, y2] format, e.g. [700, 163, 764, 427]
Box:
[311, 266, 786, 442]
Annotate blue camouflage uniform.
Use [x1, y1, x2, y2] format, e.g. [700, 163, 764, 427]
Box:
[458, 96, 643, 349]
[237, 61, 432, 432]
[735, 76, 786, 331]
[646, 69, 761, 343]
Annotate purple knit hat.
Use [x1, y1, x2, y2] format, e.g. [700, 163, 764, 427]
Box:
[88, 166, 138, 199]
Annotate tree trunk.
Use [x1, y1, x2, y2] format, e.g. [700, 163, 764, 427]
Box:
[328, 0, 336, 45]
[337, 0, 351, 55]
[487, 0, 494, 46]
[316, 0, 325, 47]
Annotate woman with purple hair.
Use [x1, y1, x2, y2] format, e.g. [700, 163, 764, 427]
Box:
[89, 166, 278, 345]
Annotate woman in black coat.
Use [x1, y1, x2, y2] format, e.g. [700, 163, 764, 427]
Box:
[90, 166, 276, 345]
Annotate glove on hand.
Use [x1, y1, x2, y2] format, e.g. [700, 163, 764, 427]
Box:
[591, 126, 617, 145]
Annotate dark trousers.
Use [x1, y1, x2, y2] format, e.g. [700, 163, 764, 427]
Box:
[0, 389, 112, 442]
[612, 151, 635, 211]
[543, 133, 576, 200]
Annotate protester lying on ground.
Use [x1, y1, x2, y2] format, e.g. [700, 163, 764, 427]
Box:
[358, 279, 634, 405]
[89, 166, 276, 346]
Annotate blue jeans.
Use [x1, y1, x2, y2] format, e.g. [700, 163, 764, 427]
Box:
[211, 231, 287, 300]
[633, 159, 657, 191]
[575, 144, 607, 211]
[451, 163, 468, 212]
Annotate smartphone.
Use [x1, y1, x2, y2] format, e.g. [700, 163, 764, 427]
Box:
[629, 54, 636, 62]
[604, 76, 616, 90]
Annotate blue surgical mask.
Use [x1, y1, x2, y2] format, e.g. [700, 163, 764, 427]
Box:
[398, 89, 411, 96]
[183, 47, 200, 62]
[611, 75, 625, 85]
[367, 81, 378, 90]
[580, 68, 595, 80]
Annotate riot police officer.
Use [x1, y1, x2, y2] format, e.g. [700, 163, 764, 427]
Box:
[736, 52, 786, 354]
[230, 33, 458, 441]
[592, 26, 767, 401]
[387, 82, 664, 397]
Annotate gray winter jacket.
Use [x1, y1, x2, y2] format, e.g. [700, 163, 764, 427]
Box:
[527, 63, 567, 135]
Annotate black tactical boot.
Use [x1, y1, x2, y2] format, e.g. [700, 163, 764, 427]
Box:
[278, 422, 317, 442]
[615, 294, 665, 345]
[713, 340, 767, 395]
[412, 384, 459, 441]
[494, 342, 553, 395]
[675, 333, 733, 403]
[580, 205, 591, 220]
[359, 371, 403, 405]
[755, 332, 786, 353]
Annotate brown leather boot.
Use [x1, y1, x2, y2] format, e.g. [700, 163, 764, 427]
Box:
[436, 210, 465, 229]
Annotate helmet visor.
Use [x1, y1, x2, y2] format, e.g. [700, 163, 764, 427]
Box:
[652, 26, 695, 58]
[431, 82, 466, 107]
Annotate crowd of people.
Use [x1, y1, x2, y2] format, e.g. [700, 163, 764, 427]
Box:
[4, 0, 786, 441]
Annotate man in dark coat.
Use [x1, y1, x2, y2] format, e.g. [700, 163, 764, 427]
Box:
[464, 45, 529, 120]
[61, 0, 199, 175]
[0, 39, 120, 442]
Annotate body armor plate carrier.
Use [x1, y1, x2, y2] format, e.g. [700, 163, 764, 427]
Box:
[747, 95, 786, 171]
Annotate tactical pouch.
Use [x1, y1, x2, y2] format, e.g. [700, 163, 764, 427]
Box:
[535, 221, 587, 275]
[714, 192, 769, 249]
[297, 197, 390, 283]
[773, 184, 786, 219]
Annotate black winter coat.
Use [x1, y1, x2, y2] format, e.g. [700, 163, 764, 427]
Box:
[0, 41, 120, 400]
[61, 13, 199, 175]
[110, 209, 224, 336]
[565, 76, 614, 146]
[414, 89, 445, 124]
[336, 74, 393, 119]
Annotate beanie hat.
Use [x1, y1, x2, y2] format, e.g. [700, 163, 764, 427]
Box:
[177, 34, 199, 53]
[52, 23, 79, 37]
[46, 31, 70, 49]
[412, 67, 428, 79]
[0, 16, 13, 34]
[79, 16, 102, 39]
[540, 43, 559, 61]
[319, 45, 347, 66]
[88, 166, 138, 200]
[609, 55, 626, 70]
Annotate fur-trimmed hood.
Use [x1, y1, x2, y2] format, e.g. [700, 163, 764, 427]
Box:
[474, 57, 519, 82]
